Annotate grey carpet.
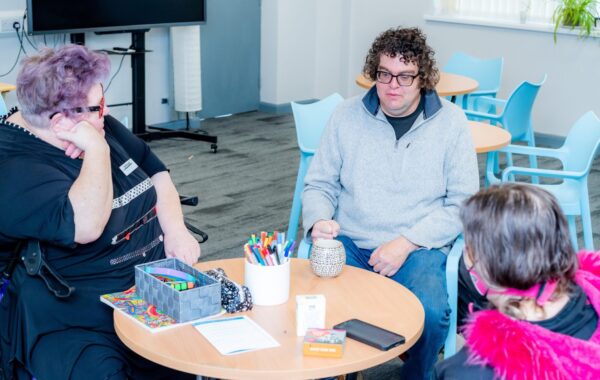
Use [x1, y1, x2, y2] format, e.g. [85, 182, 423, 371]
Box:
[148, 110, 600, 379]
[150, 110, 600, 257]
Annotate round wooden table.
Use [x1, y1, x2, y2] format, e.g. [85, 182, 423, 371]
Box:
[355, 72, 478, 100]
[468, 121, 511, 153]
[0, 82, 16, 95]
[114, 258, 425, 379]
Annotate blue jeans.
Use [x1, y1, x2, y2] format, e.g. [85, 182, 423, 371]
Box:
[337, 236, 450, 380]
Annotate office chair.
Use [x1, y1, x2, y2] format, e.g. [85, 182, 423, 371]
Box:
[491, 111, 600, 251]
[179, 195, 208, 243]
[119, 117, 207, 243]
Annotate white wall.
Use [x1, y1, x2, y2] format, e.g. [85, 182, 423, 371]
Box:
[0, 1, 173, 126]
[261, 0, 600, 137]
[3, 1, 597, 137]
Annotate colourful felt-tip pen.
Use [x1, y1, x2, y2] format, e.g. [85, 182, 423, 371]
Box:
[285, 240, 296, 257]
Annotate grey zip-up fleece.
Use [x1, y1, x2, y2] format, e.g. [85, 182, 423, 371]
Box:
[302, 87, 479, 250]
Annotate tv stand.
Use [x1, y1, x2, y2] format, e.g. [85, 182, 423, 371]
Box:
[128, 30, 217, 153]
[73, 30, 218, 153]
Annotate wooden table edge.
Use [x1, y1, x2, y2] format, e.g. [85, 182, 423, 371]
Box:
[114, 258, 425, 379]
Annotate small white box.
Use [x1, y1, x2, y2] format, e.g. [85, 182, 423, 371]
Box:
[296, 294, 326, 336]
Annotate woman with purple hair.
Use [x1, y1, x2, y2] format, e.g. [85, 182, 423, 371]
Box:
[0, 45, 197, 379]
[434, 184, 600, 379]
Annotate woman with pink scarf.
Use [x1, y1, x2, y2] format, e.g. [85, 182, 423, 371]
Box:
[434, 183, 600, 380]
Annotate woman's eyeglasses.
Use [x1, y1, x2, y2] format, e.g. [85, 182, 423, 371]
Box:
[49, 86, 106, 120]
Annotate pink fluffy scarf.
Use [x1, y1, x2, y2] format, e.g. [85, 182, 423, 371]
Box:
[463, 251, 600, 380]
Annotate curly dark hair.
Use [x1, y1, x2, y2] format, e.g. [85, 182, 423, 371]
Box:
[363, 27, 439, 91]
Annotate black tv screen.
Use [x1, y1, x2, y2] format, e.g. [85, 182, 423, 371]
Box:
[27, 0, 206, 35]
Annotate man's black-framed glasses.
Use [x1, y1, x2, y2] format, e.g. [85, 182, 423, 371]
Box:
[376, 71, 418, 86]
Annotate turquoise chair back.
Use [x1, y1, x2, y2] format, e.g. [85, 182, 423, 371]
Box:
[286, 93, 344, 243]
[0, 96, 7, 116]
[444, 52, 503, 97]
[501, 76, 546, 142]
[562, 111, 600, 173]
[292, 93, 344, 155]
[495, 111, 600, 250]
[444, 52, 503, 110]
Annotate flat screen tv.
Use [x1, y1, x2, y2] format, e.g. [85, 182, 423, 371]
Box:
[27, 0, 206, 35]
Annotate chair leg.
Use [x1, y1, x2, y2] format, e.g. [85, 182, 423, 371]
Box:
[567, 215, 579, 251]
[485, 152, 497, 187]
[527, 135, 539, 184]
[297, 239, 311, 259]
[494, 151, 500, 176]
[580, 197, 595, 251]
[286, 156, 310, 242]
[506, 152, 515, 181]
[444, 237, 463, 359]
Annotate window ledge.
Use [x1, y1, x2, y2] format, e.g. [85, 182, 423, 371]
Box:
[424, 14, 600, 39]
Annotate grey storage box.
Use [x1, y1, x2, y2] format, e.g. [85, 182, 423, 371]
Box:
[135, 258, 221, 322]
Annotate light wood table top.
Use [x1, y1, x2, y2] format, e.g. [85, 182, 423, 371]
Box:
[468, 121, 512, 153]
[0, 83, 16, 94]
[114, 258, 425, 379]
[355, 72, 479, 98]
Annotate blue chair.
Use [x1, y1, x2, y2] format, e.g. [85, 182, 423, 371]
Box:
[491, 111, 600, 251]
[464, 76, 547, 185]
[286, 93, 344, 244]
[0, 95, 7, 116]
[443, 52, 503, 111]
[443, 235, 464, 358]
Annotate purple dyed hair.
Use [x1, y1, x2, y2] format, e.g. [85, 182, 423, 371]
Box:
[16, 44, 110, 128]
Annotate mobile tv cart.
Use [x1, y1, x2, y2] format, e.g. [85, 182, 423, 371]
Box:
[71, 30, 218, 153]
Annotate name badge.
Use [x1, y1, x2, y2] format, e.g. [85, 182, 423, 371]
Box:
[119, 159, 138, 176]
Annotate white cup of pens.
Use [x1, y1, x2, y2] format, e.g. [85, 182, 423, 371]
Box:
[244, 231, 294, 306]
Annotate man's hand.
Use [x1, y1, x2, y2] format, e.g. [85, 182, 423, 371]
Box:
[368, 236, 419, 277]
[311, 219, 341, 242]
[163, 228, 201, 265]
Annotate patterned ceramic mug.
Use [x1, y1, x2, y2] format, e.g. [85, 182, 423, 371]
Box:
[309, 239, 345, 278]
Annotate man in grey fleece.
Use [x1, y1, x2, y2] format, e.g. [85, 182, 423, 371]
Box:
[302, 27, 479, 379]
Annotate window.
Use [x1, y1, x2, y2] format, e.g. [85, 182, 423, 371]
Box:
[432, 0, 559, 25]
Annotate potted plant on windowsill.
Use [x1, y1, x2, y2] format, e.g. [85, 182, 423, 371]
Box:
[552, 0, 597, 43]
[553, 0, 598, 43]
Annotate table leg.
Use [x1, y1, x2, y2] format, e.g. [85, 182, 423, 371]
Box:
[450, 95, 457, 103]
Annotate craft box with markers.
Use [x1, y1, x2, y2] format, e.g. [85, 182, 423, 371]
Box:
[134, 258, 221, 322]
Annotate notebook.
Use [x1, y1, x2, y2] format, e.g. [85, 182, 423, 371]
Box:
[100, 286, 223, 333]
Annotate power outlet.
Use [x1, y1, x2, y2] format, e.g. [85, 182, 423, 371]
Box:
[0, 11, 23, 34]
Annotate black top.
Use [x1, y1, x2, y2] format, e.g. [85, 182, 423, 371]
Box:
[384, 95, 424, 140]
[457, 255, 491, 326]
[0, 109, 170, 378]
[435, 281, 599, 380]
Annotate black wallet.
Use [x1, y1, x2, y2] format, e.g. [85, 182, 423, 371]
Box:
[333, 319, 405, 351]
